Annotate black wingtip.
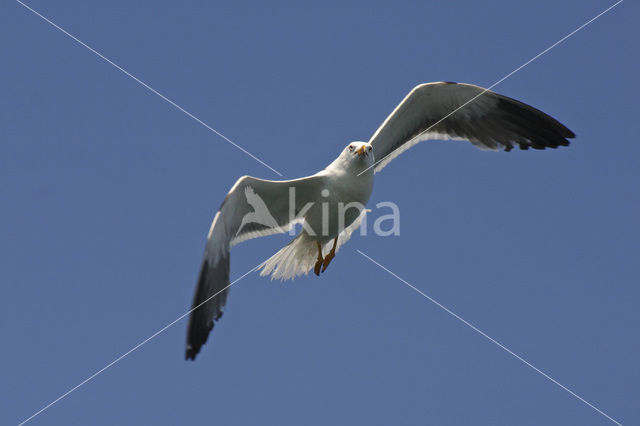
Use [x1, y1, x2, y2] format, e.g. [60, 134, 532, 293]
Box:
[185, 344, 201, 361]
[497, 97, 576, 151]
[185, 311, 214, 361]
[185, 320, 214, 360]
[185, 347, 196, 361]
[185, 257, 230, 361]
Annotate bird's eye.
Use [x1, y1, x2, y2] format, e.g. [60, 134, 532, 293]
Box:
[368, 146, 372, 151]
[349, 145, 354, 151]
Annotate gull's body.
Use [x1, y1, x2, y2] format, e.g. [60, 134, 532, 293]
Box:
[186, 82, 575, 360]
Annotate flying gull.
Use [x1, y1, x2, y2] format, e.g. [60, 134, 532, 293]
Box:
[185, 81, 575, 360]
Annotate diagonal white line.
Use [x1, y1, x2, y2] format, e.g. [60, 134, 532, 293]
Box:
[356, 249, 623, 426]
[359, 0, 624, 176]
[18, 261, 263, 426]
[15, 0, 284, 177]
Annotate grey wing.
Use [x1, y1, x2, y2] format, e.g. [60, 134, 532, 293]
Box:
[186, 174, 325, 360]
[369, 82, 575, 172]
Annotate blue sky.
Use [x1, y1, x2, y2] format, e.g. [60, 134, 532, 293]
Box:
[2, 1, 638, 425]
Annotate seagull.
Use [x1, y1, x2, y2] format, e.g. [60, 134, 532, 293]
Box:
[185, 81, 575, 360]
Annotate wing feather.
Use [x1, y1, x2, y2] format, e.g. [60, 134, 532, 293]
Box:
[186, 174, 324, 359]
[369, 82, 575, 172]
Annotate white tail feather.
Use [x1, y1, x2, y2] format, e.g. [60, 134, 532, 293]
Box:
[259, 234, 315, 280]
[258, 210, 369, 281]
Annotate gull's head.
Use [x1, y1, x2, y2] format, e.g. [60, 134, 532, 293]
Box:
[327, 141, 375, 175]
[346, 141, 372, 157]
[340, 141, 374, 169]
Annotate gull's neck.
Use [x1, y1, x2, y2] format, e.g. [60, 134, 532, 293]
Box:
[325, 154, 373, 178]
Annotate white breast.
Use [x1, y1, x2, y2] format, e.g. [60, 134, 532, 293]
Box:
[304, 168, 374, 241]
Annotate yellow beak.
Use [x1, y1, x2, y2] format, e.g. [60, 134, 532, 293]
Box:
[356, 145, 367, 156]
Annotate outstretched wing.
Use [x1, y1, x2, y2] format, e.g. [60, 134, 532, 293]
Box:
[369, 82, 575, 172]
[186, 174, 325, 360]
